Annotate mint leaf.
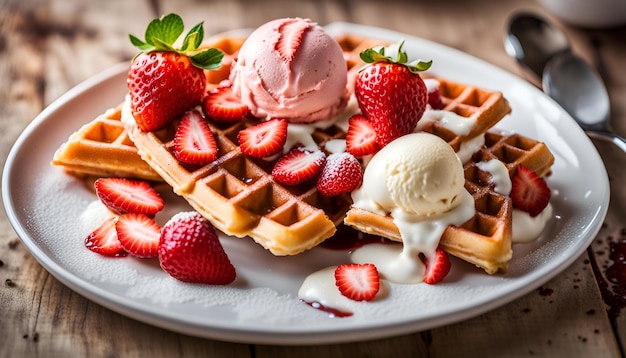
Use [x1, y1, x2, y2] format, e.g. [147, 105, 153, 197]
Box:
[190, 48, 225, 70]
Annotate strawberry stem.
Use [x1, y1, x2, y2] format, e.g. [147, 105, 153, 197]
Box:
[129, 13, 223, 70]
[360, 40, 432, 73]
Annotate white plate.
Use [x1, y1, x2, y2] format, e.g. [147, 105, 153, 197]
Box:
[2, 22, 609, 345]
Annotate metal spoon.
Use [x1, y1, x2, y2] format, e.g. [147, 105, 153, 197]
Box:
[505, 12, 626, 152]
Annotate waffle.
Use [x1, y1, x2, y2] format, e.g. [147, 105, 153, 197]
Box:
[344, 130, 554, 274]
[52, 106, 161, 181]
[117, 34, 375, 256]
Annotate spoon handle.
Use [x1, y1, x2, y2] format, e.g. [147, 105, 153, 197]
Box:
[587, 131, 626, 153]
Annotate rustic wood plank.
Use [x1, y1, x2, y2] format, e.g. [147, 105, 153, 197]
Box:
[430, 254, 621, 357]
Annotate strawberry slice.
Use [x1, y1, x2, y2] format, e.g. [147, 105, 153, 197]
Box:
[345, 114, 379, 157]
[202, 86, 249, 123]
[94, 177, 164, 217]
[334, 263, 380, 301]
[238, 118, 288, 158]
[85, 217, 127, 257]
[272, 148, 326, 186]
[115, 213, 161, 258]
[422, 247, 451, 284]
[510, 165, 551, 217]
[173, 110, 218, 166]
[424, 78, 445, 110]
[316, 152, 363, 197]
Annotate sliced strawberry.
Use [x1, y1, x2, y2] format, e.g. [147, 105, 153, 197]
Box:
[345, 114, 379, 157]
[510, 165, 551, 217]
[275, 18, 308, 63]
[422, 247, 451, 284]
[334, 263, 380, 301]
[424, 78, 445, 110]
[316, 152, 363, 197]
[202, 86, 249, 123]
[115, 213, 161, 258]
[173, 110, 218, 166]
[94, 178, 164, 217]
[238, 118, 288, 158]
[159, 211, 236, 285]
[272, 148, 326, 186]
[85, 217, 127, 257]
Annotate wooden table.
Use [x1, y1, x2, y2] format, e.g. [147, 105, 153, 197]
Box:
[2, 0, 625, 356]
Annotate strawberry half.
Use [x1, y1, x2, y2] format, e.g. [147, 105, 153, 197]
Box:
[173, 110, 218, 166]
[355, 42, 432, 147]
[272, 148, 326, 186]
[334, 263, 380, 302]
[422, 247, 451, 284]
[345, 114, 379, 157]
[238, 118, 288, 158]
[115, 213, 161, 258]
[202, 86, 249, 123]
[159, 211, 236, 285]
[85, 217, 127, 257]
[510, 165, 551, 217]
[424, 78, 445, 110]
[316, 152, 363, 197]
[94, 177, 164, 217]
[127, 13, 224, 131]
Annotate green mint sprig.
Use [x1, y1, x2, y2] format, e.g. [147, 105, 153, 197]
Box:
[129, 13, 223, 70]
[360, 40, 432, 74]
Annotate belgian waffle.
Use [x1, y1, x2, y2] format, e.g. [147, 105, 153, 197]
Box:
[118, 34, 370, 256]
[344, 130, 554, 274]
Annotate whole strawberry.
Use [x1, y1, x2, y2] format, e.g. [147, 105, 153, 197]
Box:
[159, 211, 236, 285]
[355, 42, 432, 147]
[128, 13, 224, 131]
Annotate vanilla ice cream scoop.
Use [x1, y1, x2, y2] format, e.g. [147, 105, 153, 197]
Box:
[360, 133, 465, 216]
[229, 18, 349, 123]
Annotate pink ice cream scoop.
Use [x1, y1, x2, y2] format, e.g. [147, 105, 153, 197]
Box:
[229, 18, 349, 123]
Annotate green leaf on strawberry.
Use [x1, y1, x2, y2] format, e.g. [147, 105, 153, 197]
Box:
[128, 13, 223, 70]
[360, 40, 432, 74]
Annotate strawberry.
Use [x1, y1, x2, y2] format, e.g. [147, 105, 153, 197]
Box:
[422, 247, 451, 284]
[159, 211, 236, 285]
[127, 13, 224, 131]
[202, 86, 249, 123]
[316, 152, 363, 197]
[173, 109, 218, 166]
[85, 217, 127, 257]
[424, 78, 445, 110]
[238, 118, 288, 158]
[345, 114, 379, 157]
[272, 148, 326, 186]
[94, 177, 164, 217]
[334, 263, 380, 301]
[115, 213, 161, 258]
[355, 41, 432, 147]
[510, 165, 551, 217]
